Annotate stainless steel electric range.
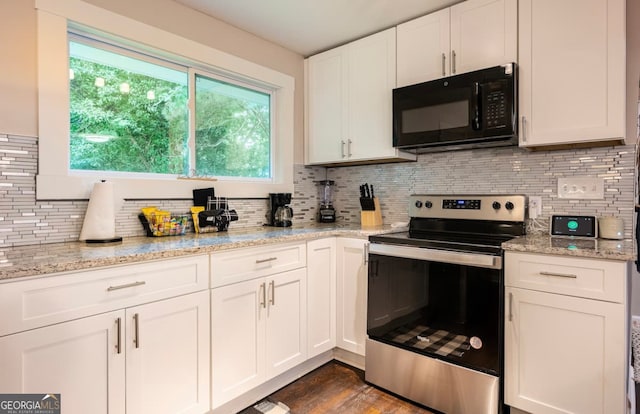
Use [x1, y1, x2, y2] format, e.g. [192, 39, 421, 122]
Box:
[365, 194, 527, 414]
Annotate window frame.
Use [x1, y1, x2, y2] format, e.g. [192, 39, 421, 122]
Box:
[35, 0, 294, 200]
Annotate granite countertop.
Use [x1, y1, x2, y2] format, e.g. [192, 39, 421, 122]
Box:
[0, 223, 406, 281]
[2, 224, 635, 282]
[502, 234, 636, 261]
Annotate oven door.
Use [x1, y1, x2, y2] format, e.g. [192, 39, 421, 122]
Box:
[367, 243, 504, 376]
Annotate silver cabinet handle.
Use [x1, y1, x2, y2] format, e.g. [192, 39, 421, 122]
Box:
[256, 257, 277, 264]
[341, 140, 346, 158]
[269, 280, 275, 306]
[508, 292, 513, 322]
[451, 50, 456, 74]
[133, 313, 140, 349]
[107, 281, 146, 291]
[259, 283, 266, 309]
[539, 271, 577, 279]
[442, 53, 446, 76]
[522, 116, 527, 143]
[363, 243, 370, 265]
[115, 317, 122, 354]
[347, 139, 352, 157]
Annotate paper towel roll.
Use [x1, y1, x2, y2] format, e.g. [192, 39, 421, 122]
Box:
[79, 180, 121, 242]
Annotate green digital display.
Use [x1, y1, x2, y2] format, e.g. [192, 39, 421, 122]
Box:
[551, 215, 596, 237]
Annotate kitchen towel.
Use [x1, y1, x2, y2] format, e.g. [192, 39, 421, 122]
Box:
[79, 180, 122, 242]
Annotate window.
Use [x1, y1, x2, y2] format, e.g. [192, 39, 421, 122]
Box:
[68, 36, 273, 179]
[35, 1, 294, 200]
[194, 74, 271, 178]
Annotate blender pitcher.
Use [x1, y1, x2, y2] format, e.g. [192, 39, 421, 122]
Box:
[316, 180, 336, 223]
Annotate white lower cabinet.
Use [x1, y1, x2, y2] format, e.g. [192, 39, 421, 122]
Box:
[0, 255, 210, 414]
[504, 252, 628, 414]
[126, 291, 210, 414]
[307, 238, 337, 357]
[336, 238, 368, 356]
[211, 267, 307, 409]
[0, 290, 210, 414]
[0, 311, 125, 414]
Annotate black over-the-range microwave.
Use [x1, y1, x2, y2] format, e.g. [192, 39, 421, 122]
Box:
[393, 63, 518, 153]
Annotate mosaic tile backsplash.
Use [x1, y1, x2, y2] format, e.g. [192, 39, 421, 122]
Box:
[0, 132, 636, 247]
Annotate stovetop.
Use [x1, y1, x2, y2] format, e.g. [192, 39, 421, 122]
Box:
[369, 194, 528, 255]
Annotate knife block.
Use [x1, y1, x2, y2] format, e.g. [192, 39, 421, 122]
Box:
[361, 197, 383, 227]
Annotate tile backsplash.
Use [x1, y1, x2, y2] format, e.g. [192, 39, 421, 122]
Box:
[0, 132, 636, 247]
[326, 144, 636, 237]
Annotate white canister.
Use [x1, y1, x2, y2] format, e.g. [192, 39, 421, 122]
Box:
[598, 216, 624, 240]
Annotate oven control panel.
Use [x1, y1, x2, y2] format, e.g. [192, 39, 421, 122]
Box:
[442, 199, 481, 209]
[409, 194, 527, 221]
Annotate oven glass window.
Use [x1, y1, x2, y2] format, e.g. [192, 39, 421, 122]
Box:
[401, 100, 468, 133]
[367, 254, 502, 375]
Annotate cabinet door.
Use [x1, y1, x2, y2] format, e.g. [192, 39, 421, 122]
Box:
[0, 311, 125, 414]
[306, 238, 337, 357]
[449, 0, 517, 76]
[211, 278, 265, 408]
[336, 238, 368, 356]
[126, 291, 210, 414]
[505, 287, 626, 414]
[519, 0, 625, 147]
[265, 268, 307, 378]
[397, 7, 451, 86]
[305, 46, 347, 164]
[346, 28, 397, 161]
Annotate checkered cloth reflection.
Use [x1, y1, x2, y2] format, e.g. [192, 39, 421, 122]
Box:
[383, 324, 471, 357]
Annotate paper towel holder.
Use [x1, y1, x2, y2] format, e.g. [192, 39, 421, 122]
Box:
[80, 179, 123, 244]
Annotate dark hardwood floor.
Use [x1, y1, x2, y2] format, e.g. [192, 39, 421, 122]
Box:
[240, 361, 435, 414]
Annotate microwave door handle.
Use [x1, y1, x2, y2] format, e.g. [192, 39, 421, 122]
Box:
[472, 82, 482, 131]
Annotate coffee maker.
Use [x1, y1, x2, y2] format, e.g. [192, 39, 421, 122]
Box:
[267, 193, 293, 227]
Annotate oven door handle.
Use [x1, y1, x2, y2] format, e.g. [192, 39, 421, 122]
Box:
[368, 243, 502, 270]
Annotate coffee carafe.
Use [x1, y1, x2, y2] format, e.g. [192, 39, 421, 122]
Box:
[267, 193, 293, 227]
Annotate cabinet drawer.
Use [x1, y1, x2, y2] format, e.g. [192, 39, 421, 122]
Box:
[505, 252, 627, 303]
[211, 242, 306, 287]
[0, 255, 209, 336]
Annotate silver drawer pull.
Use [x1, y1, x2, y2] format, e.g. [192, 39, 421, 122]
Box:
[133, 313, 140, 349]
[256, 257, 277, 264]
[107, 281, 146, 291]
[539, 271, 577, 279]
[115, 317, 122, 354]
[508, 292, 513, 322]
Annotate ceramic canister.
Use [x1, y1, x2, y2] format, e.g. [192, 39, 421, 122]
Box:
[598, 216, 624, 240]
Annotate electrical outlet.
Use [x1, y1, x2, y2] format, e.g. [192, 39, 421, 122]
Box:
[529, 196, 542, 219]
[557, 176, 604, 199]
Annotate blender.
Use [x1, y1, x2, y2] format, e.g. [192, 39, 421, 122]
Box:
[316, 180, 336, 223]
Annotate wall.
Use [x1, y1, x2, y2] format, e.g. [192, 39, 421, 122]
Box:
[0, 132, 326, 246]
[327, 144, 636, 236]
[0, 1, 37, 138]
[0, 128, 635, 246]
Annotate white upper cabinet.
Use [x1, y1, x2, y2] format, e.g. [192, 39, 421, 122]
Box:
[397, 0, 517, 87]
[519, 0, 626, 147]
[305, 28, 416, 166]
[397, 8, 451, 87]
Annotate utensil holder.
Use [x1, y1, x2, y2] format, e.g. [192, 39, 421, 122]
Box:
[361, 197, 383, 227]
